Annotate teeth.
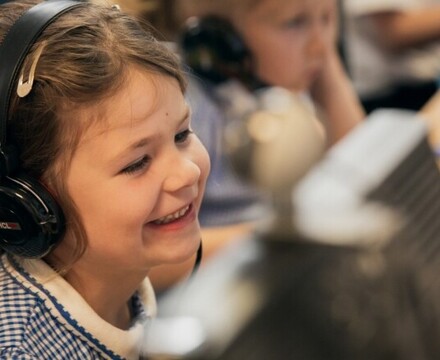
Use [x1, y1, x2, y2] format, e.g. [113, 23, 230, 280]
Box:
[154, 205, 190, 225]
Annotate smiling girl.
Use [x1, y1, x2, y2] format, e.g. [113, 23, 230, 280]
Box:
[0, 0, 209, 358]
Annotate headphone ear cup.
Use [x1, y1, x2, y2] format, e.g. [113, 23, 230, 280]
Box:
[0, 175, 64, 258]
[180, 16, 253, 84]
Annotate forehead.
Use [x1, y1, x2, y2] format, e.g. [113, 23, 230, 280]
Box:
[71, 68, 176, 146]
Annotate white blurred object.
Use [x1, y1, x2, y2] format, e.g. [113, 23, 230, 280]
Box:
[142, 238, 264, 359]
[220, 82, 327, 237]
[222, 83, 326, 190]
[248, 88, 326, 189]
[142, 316, 206, 357]
[293, 109, 429, 246]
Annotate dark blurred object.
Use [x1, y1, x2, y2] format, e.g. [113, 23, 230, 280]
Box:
[362, 82, 439, 115]
[144, 0, 179, 41]
[180, 16, 263, 89]
[110, 0, 179, 41]
[142, 110, 440, 360]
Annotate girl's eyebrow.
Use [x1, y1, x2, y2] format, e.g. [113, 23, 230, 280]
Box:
[126, 106, 191, 151]
[129, 137, 151, 150]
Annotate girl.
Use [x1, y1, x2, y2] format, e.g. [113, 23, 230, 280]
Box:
[0, 0, 210, 358]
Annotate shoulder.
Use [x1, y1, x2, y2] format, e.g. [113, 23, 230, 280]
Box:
[0, 262, 115, 359]
[0, 256, 121, 359]
[0, 255, 43, 322]
[0, 258, 51, 351]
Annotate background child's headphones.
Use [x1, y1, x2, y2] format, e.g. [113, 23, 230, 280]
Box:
[0, 0, 82, 258]
[180, 15, 264, 89]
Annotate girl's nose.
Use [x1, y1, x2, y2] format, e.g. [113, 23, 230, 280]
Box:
[307, 25, 327, 58]
[163, 156, 201, 192]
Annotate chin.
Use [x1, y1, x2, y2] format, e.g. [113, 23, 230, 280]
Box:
[162, 238, 201, 265]
[275, 82, 304, 94]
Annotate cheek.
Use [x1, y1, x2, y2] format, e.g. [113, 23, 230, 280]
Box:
[69, 177, 153, 240]
[255, 49, 303, 89]
[188, 139, 210, 209]
[248, 36, 304, 86]
[195, 140, 211, 187]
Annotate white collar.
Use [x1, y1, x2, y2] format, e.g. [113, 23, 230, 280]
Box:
[7, 255, 156, 360]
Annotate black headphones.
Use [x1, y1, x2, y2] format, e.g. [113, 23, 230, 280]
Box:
[180, 16, 265, 89]
[0, 0, 82, 258]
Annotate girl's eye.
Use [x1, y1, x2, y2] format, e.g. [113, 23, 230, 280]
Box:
[283, 15, 308, 29]
[321, 11, 333, 26]
[175, 129, 193, 144]
[121, 156, 150, 175]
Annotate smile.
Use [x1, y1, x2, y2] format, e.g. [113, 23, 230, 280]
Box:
[153, 205, 191, 225]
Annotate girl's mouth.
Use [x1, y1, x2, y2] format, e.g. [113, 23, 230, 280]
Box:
[152, 205, 191, 225]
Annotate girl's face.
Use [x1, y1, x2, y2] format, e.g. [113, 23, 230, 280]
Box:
[235, 0, 337, 92]
[64, 67, 210, 274]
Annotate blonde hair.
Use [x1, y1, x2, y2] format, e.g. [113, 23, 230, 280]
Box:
[0, 0, 186, 264]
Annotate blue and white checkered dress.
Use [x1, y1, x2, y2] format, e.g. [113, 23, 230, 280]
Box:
[0, 254, 156, 359]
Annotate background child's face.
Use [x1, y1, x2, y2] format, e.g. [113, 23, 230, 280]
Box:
[235, 0, 337, 92]
[63, 67, 210, 277]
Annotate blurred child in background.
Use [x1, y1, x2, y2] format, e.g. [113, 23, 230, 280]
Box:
[148, 0, 365, 291]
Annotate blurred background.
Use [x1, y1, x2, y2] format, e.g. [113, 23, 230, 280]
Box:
[100, 0, 440, 358]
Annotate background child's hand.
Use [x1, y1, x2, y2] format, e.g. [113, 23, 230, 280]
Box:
[311, 47, 365, 145]
[419, 90, 440, 150]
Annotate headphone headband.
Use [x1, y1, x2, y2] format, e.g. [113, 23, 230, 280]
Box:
[0, 0, 82, 173]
